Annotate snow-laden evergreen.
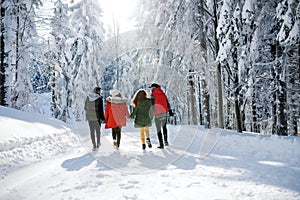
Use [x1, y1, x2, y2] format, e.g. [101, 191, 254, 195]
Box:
[0, 0, 299, 135]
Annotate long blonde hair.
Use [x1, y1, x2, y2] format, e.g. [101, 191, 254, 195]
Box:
[131, 89, 149, 108]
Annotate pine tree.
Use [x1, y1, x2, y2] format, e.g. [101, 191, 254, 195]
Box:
[69, 0, 105, 120]
[1, 0, 42, 109]
[49, 0, 72, 122]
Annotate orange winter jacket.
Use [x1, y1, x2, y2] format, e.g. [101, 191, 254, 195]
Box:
[104, 96, 129, 129]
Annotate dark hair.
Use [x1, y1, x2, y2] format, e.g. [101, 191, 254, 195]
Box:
[132, 90, 147, 108]
[94, 87, 101, 93]
[149, 83, 160, 88]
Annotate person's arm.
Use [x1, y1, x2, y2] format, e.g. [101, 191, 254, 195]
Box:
[130, 107, 137, 119]
[151, 95, 155, 105]
[167, 98, 174, 116]
[124, 104, 130, 119]
[104, 103, 110, 121]
[99, 97, 105, 121]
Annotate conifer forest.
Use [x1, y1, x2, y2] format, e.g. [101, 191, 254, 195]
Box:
[0, 0, 299, 135]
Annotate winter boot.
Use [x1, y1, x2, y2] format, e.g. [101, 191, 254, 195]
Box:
[113, 140, 118, 149]
[157, 132, 164, 149]
[146, 138, 152, 148]
[163, 132, 168, 146]
[157, 143, 164, 149]
[142, 144, 146, 149]
[97, 142, 101, 148]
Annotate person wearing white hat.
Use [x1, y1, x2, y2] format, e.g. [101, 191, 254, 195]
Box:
[104, 89, 130, 149]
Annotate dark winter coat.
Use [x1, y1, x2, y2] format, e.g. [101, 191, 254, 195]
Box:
[84, 93, 105, 121]
[151, 87, 169, 115]
[130, 98, 153, 128]
[104, 96, 130, 129]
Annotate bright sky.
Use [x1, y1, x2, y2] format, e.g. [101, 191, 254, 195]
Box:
[99, 0, 138, 35]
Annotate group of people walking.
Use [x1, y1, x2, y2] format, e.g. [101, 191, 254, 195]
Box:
[84, 83, 171, 151]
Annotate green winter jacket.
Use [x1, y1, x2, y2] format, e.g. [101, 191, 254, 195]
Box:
[130, 98, 153, 128]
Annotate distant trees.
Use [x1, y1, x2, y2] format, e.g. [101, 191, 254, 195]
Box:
[48, 0, 105, 121]
[1, 0, 104, 122]
[134, 0, 299, 135]
[0, 0, 298, 135]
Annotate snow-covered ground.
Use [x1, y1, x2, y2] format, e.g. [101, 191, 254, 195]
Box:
[1, 105, 300, 200]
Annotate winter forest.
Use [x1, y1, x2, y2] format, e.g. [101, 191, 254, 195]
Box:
[0, 0, 299, 136]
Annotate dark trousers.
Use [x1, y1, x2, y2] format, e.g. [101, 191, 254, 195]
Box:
[88, 120, 101, 148]
[112, 126, 122, 147]
[154, 115, 168, 145]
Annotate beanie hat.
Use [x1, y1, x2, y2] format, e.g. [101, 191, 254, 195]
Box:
[110, 89, 121, 97]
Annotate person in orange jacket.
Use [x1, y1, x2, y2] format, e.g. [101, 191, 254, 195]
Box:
[104, 89, 130, 149]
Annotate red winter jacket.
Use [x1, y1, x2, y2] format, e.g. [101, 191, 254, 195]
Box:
[151, 87, 168, 115]
[104, 97, 130, 129]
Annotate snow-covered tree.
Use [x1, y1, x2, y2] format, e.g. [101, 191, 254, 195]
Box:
[68, 0, 105, 120]
[1, 0, 42, 109]
[0, 0, 7, 106]
[48, 0, 73, 122]
[276, 0, 299, 135]
[132, 0, 213, 125]
[1, 0, 298, 135]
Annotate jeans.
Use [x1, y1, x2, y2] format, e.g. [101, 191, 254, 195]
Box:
[154, 114, 168, 145]
[88, 120, 101, 148]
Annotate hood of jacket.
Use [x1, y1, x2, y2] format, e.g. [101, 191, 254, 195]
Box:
[87, 93, 101, 101]
[106, 96, 127, 104]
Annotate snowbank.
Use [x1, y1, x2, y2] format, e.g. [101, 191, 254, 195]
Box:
[214, 130, 300, 165]
[0, 106, 80, 179]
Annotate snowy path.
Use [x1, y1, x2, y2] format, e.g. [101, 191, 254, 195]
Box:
[1, 119, 300, 199]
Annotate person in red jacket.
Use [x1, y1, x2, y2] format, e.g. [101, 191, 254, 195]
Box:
[104, 89, 130, 149]
[149, 83, 171, 149]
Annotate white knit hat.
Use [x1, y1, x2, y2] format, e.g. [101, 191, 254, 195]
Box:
[110, 89, 121, 97]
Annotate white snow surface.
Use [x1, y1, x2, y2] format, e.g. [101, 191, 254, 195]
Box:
[1, 105, 300, 200]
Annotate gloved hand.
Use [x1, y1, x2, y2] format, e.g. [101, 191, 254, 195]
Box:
[168, 109, 174, 116]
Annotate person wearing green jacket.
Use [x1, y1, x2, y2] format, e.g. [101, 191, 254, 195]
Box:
[130, 89, 153, 149]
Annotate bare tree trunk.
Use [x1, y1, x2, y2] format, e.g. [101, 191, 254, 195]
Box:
[0, 0, 6, 106]
[275, 42, 288, 136]
[216, 64, 224, 128]
[232, 47, 243, 133]
[213, 0, 224, 129]
[203, 81, 210, 128]
[198, 0, 210, 128]
[251, 91, 258, 133]
[285, 44, 299, 136]
[11, 3, 20, 108]
[276, 82, 287, 136]
[189, 70, 198, 125]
